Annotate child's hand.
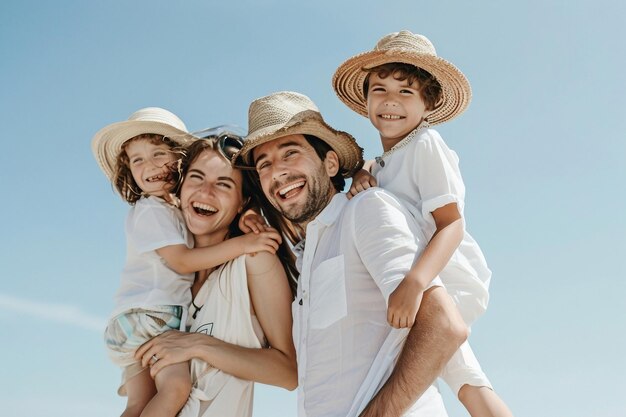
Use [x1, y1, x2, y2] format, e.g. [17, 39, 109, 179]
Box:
[347, 168, 377, 200]
[387, 279, 424, 328]
[239, 226, 282, 255]
[239, 209, 266, 234]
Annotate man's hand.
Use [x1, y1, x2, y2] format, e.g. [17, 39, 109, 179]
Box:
[387, 278, 424, 328]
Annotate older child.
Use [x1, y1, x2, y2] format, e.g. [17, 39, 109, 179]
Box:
[92, 108, 281, 417]
[333, 31, 513, 417]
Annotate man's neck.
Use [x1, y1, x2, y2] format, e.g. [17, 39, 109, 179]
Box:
[297, 190, 338, 232]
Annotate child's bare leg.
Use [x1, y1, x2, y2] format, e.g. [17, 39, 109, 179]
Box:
[121, 369, 156, 417]
[458, 385, 514, 417]
[140, 362, 191, 417]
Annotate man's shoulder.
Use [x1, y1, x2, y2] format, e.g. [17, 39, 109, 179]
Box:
[347, 187, 404, 209]
[342, 188, 410, 226]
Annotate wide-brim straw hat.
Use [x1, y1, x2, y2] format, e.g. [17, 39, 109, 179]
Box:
[332, 30, 472, 125]
[92, 107, 194, 180]
[234, 91, 363, 177]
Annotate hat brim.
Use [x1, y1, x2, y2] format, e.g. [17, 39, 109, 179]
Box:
[91, 120, 194, 181]
[332, 49, 472, 125]
[234, 110, 363, 177]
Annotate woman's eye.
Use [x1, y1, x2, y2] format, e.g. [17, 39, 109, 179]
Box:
[217, 182, 232, 189]
[371, 87, 384, 92]
[188, 174, 202, 181]
[131, 158, 142, 165]
[400, 89, 413, 94]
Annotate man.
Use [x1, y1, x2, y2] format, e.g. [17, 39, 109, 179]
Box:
[234, 91, 467, 417]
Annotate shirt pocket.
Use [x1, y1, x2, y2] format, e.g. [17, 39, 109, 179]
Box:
[309, 255, 347, 329]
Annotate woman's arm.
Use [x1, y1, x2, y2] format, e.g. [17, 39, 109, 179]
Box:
[136, 251, 297, 390]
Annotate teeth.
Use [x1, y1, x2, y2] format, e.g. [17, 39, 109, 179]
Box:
[279, 181, 305, 196]
[146, 174, 167, 182]
[380, 114, 402, 120]
[192, 202, 217, 213]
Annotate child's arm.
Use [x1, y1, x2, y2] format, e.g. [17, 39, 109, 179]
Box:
[238, 208, 267, 234]
[347, 160, 377, 199]
[156, 229, 282, 275]
[387, 202, 463, 328]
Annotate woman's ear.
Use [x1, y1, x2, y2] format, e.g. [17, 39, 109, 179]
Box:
[324, 150, 340, 177]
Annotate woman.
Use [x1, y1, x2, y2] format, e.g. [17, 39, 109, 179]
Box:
[135, 133, 297, 417]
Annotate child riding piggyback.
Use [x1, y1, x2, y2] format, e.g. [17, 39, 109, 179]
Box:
[333, 31, 514, 417]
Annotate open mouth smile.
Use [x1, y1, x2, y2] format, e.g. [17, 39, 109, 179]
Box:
[276, 180, 305, 200]
[192, 202, 218, 216]
[146, 173, 169, 182]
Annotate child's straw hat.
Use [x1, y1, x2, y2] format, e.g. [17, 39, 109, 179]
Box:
[91, 107, 194, 180]
[332, 30, 472, 125]
[234, 91, 363, 177]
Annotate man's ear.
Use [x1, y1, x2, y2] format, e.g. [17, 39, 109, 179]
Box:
[324, 150, 340, 177]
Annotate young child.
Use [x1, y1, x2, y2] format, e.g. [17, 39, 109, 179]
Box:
[333, 31, 514, 417]
[92, 108, 281, 417]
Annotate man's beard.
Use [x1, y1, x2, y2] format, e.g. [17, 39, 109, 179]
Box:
[271, 168, 334, 225]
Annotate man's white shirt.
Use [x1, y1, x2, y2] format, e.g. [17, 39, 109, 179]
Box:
[292, 189, 448, 417]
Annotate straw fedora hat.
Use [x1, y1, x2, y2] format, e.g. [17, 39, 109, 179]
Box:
[92, 107, 194, 180]
[235, 91, 363, 177]
[332, 30, 472, 125]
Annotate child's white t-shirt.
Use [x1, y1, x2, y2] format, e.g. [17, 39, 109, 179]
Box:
[110, 195, 194, 319]
[372, 127, 491, 325]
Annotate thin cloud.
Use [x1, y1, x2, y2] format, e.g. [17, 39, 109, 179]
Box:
[0, 293, 106, 332]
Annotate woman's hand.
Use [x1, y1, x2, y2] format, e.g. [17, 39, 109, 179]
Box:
[135, 330, 211, 377]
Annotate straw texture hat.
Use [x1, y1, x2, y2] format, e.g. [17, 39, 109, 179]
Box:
[92, 107, 194, 180]
[332, 30, 472, 125]
[235, 91, 363, 177]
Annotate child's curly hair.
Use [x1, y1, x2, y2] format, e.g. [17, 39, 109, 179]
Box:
[363, 63, 443, 111]
[113, 133, 185, 204]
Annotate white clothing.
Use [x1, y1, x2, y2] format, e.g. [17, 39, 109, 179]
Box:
[372, 127, 491, 326]
[293, 191, 447, 417]
[179, 255, 265, 417]
[110, 196, 194, 320]
[372, 126, 493, 393]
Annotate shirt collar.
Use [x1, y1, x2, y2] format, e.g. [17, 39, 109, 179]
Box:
[312, 192, 347, 228]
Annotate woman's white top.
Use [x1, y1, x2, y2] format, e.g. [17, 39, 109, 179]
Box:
[372, 127, 491, 324]
[180, 255, 266, 417]
[110, 196, 194, 319]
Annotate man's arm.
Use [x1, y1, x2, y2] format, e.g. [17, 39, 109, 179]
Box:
[359, 286, 467, 417]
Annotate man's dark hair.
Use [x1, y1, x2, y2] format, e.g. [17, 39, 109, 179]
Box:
[303, 134, 345, 192]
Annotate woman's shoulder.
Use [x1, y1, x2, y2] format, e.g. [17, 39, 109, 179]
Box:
[244, 251, 281, 276]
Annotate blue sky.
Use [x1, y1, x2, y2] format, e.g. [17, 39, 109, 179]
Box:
[1, 1, 625, 416]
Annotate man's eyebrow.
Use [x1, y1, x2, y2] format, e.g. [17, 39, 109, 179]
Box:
[254, 141, 304, 164]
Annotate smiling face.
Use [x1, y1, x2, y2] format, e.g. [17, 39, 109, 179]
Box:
[366, 72, 430, 151]
[125, 138, 178, 199]
[252, 134, 339, 227]
[179, 148, 245, 246]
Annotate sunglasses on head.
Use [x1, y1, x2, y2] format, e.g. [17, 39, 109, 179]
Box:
[191, 125, 255, 169]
